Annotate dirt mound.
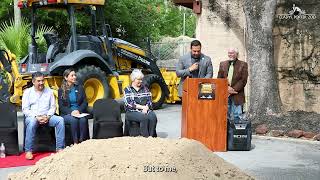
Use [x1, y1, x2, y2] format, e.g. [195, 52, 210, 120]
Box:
[9, 137, 253, 180]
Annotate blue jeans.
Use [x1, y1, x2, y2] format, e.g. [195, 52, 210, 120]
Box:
[25, 115, 65, 152]
[228, 97, 243, 122]
[63, 115, 88, 143]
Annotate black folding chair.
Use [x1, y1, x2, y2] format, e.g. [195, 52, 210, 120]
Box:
[0, 102, 19, 155]
[124, 115, 158, 137]
[23, 117, 56, 152]
[92, 98, 123, 139]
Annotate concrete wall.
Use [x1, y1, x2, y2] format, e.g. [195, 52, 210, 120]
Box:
[195, 0, 246, 77]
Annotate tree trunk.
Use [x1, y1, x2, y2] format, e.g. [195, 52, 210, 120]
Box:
[244, 0, 282, 118]
[14, 0, 21, 26]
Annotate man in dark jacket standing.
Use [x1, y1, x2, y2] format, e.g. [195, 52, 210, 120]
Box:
[218, 48, 248, 121]
[176, 40, 213, 97]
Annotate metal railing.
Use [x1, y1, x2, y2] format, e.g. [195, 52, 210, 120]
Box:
[150, 41, 191, 62]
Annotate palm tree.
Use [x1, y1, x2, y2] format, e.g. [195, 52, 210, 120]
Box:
[0, 19, 53, 62]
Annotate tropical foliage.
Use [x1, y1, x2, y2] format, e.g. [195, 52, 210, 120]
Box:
[0, 19, 29, 61]
[0, 19, 54, 61]
[0, 0, 13, 22]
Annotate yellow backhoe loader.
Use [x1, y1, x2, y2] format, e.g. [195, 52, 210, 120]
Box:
[0, 0, 181, 112]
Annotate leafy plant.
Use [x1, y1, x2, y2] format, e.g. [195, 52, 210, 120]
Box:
[0, 19, 54, 62]
[0, 19, 30, 61]
[104, 0, 196, 45]
[36, 24, 55, 53]
[0, 0, 13, 22]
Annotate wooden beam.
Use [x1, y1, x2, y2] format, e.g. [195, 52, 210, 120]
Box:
[172, 0, 202, 14]
[172, 0, 193, 9]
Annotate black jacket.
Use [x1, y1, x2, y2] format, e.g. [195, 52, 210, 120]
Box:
[58, 84, 88, 115]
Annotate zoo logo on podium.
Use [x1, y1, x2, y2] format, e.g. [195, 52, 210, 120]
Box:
[277, 4, 316, 20]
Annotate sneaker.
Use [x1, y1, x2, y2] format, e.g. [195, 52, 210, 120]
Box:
[25, 152, 33, 160]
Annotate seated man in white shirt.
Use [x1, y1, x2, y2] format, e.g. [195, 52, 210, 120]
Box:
[22, 72, 65, 160]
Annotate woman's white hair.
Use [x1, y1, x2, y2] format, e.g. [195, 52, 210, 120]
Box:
[130, 69, 144, 81]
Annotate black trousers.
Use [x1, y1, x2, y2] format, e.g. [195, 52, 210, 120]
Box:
[125, 111, 157, 137]
[63, 115, 89, 143]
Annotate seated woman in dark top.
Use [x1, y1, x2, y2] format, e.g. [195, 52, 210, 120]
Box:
[58, 69, 89, 144]
[124, 69, 157, 137]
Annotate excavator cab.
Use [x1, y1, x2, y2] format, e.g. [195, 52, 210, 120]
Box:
[18, 0, 114, 75]
[15, 0, 170, 110]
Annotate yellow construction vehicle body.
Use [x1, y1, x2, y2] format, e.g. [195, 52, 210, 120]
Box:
[111, 39, 181, 105]
[59, 0, 105, 5]
[3, 0, 182, 110]
[112, 40, 147, 71]
[160, 68, 181, 104]
[18, 0, 105, 8]
[1, 51, 181, 113]
[116, 44, 146, 57]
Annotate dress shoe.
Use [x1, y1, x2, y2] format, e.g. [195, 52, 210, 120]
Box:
[56, 149, 63, 153]
[25, 152, 33, 160]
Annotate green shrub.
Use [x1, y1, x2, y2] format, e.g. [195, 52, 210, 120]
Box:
[0, 19, 53, 62]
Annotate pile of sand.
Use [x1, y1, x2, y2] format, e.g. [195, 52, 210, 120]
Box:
[9, 137, 253, 180]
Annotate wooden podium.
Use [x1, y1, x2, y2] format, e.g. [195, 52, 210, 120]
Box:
[181, 78, 228, 151]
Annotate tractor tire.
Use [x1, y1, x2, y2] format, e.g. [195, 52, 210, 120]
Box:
[143, 74, 166, 110]
[76, 65, 109, 113]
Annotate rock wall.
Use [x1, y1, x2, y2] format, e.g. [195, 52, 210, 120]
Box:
[274, 0, 320, 112]
[197, 0, 320, 113]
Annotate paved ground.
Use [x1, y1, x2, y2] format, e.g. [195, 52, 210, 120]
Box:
[1, 104, 320, 180]
[216, 137, 320, 180]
